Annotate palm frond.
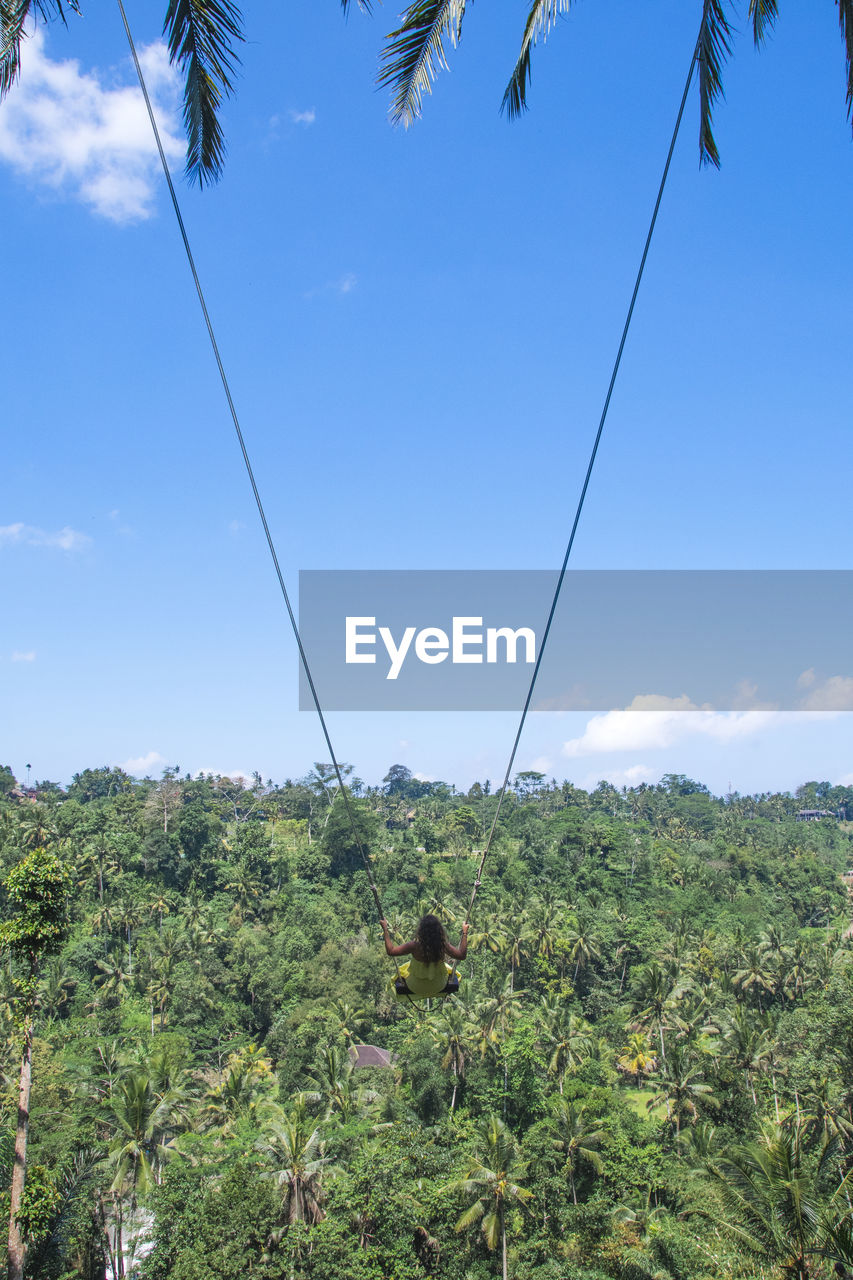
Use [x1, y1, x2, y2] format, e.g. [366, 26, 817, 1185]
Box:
[340, 0, 373, 13]
[747, 0, 777, 47]
[501, 0, 573, 120]
[455, 1199, 486, 1231]
[698, 0, 734, 168]
[1, 0, 32, 96]
[838, 0, 853, 126]
[377, 0, 467, 126]
[162, 0, 244, 187]
[1, 0, 70, 97]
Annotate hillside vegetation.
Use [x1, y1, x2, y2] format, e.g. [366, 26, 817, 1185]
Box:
[2, 763, 853, 1280]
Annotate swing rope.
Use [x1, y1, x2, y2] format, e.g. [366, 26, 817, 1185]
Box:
[449, 28, 702, 975]
[122, 0, 700, 994]
[115, 0, 399, 973]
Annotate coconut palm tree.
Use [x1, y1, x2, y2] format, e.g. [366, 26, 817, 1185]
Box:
[306, 1043, 378, 1124]
[732, 945, 775, 1009]
[330, 998, 369, 1045]
[428, 998, 478, 1110]
[700, 1121, 853, 1280]
[92, 950, 133, 1006]
[723, 1005, 773, 1107]
[102, 1061, 188, 1277]
[543, 1009, 593, 1093]
[257, 1101, 333, 1243]
[547, 1098, 604, 1205]
[371, 0, 853, 172]
[200, 1042, 275, 1131]
[617, 1031, 655, 1087]
[630, 959, 683, 1062]
[445, 1115, 533, 1280]
[648, 1043, 717, 1135]
[565, 922, 600, 987]
[491, 914, 535, 993]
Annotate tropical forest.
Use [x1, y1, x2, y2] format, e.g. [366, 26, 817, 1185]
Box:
[2, 761, 853, 1280]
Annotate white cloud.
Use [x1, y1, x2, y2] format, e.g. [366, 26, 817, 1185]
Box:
[528, 756, 553, 774]
[798, 676, 853, 712]
[0, 522, 92, 551]
[0, 30, 182, 222]
[289, 108, 316, 126]
[562, 695, 792, 757]
[11, 651, 36, 662]
[303, 272, 358, 301]
[580, 764, 656, 790]
[198, 768, 254, 787]
[119, 750, 167, 776]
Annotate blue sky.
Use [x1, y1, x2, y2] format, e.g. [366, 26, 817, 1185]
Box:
[1, 0, 851, 795]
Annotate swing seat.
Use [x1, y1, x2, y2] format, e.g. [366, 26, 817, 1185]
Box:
[395, 974, 459, 998]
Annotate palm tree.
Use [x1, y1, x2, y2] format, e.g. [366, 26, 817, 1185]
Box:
[631, 960, 683, 1062]
[491, 915, 534, 993]
[700, 1121, 853, 1280]
[617, 1031, 655, 1087]
[147, 892, 173, 934]
[1, 0, 247, 186]
[224, 862, 265, 924]
[102, 1062, 188, 1277]
[257, 1101, 335, 1256]
[543, 1009, 593, 1093]
[306, 1044, 377, 1124]
[116, 898, 143, 975]
[547, 1098, 604, 1205]
[648, 1043, 716, 1135]
[79, 843, 120, 904]
[428, 999, 478, 1111]
[723, 1005, 772, 1107]
[370, 0, 853, 172]
[565, 922, 600, 987]
[445, 1115, 533, 1280]
[201, 1045, 276, 1132]
[17, 805, 61, 850]
[330, 998, 369, 1045]
[732, 945, 775, 1009]
[93, 950, 133, 1005]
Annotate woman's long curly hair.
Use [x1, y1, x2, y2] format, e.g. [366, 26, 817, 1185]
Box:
[415, 914, 448, 965]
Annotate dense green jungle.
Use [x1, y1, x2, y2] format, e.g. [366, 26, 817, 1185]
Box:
[2, 761, 853, 1280]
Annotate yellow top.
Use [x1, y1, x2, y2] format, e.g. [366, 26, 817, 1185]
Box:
[396, 956, 456, 997]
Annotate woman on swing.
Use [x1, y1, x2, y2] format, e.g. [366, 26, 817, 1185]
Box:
[381, 914, 469, 997]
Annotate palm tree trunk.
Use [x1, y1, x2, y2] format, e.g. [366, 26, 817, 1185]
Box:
[501, 1210, 507, 1280]
[450, 1060, 458, 1112]
[7, 1017, 33, 1280]
[97, 1190, 118, 1280]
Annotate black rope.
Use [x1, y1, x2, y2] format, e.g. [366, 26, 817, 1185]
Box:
[452, 29, 703, 965]
[115, 0, 393, 947]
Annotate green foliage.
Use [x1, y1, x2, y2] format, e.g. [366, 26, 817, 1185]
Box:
[1, 846, 70, 977]
[2, 765, 852, 1280]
